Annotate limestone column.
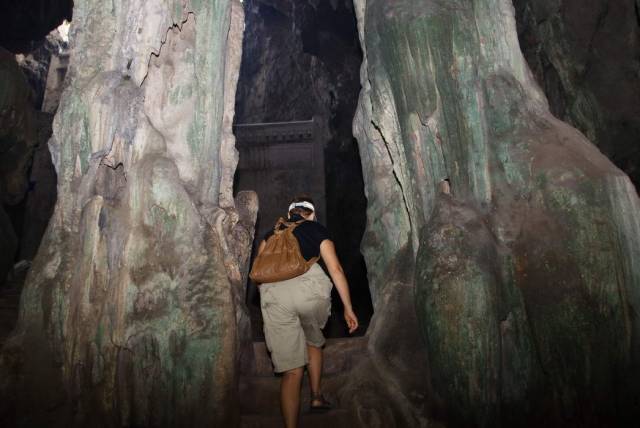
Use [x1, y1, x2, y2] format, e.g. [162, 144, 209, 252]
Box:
[0, 1, 255, 426]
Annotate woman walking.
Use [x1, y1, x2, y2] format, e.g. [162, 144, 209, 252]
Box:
[254, 196, 358, 428]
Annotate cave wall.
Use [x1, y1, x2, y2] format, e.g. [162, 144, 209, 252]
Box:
[235, 0, 362, 125]
[1, 3, 69, 285]
[1, 30, 64, 283]
[350, 0, 640, 425]
[0, 48, 48, 285]
[16, 29, 68, 111]
[1, 0, 638, 426]
[0, 0, 256, 426]
[0, 49, 32, 283]
[514, 0, 640, 189]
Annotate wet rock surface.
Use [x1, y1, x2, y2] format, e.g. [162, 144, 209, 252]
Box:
[1, 0, 639, 427]
[514, 0, 640, 188]
[349, 0, 640, 425]
[1, 1, 254, 426]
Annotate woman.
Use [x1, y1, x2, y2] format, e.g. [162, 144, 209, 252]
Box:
[256, 196, 359, 428]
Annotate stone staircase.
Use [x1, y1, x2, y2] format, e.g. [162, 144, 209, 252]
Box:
[240, 336, 368, 427]
[0, 262, 30, 347]
[0, 282, 21, 347]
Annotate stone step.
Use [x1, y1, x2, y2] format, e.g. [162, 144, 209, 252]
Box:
[248, 336, 368, 377]
[0, 288, 21, 346]
[240, 409, 350, 428]
[0, 292, 21, 299]
[0, 311, 19, 318]
[0, 288, 21, 312]
[240, 336, 368, 420]
[0, 306, 19, 319]
[0, 303, 20, 312]
[0, 300, 20, 307]
[239, 376, 281, 415]
[240, 371, 348, 416]
[0, 320, 19, 347]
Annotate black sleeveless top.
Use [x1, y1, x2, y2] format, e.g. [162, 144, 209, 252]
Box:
[263, 214, 331, 261]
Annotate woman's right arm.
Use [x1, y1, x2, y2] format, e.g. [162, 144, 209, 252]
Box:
[320, 240, 359, 333]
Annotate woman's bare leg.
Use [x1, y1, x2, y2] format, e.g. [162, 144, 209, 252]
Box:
[281, 367, 304, 427]
[307, 345, 323, 403]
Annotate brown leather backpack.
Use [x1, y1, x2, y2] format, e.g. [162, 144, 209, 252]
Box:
[249, 218, 319, 284]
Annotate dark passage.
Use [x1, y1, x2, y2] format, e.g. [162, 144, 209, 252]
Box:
[0, 2, 70, 343]
[233, 0, 372, 339]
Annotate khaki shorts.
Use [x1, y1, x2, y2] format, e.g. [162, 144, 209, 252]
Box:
[259, 264, 333, 373]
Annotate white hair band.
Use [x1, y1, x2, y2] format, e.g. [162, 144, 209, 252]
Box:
[288, 201, 315, 212]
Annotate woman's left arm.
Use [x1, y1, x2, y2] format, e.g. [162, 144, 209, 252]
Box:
[320, 239, 359, 333]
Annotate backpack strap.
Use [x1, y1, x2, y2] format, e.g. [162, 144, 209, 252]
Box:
[290, 219, 320, 267]
[273, 217, 305, 235]
[272, 217, 320, 268]
[305, 255, 320, 268]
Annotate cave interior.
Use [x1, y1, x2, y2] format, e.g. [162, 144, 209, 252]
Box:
[1, 0, 640, 427]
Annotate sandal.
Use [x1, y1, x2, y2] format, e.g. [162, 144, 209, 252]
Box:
[309, 393, 332, 413]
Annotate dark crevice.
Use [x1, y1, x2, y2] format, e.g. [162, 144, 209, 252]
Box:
[139, 11, 195, 87]
[99, 157, 124, 170]
[582, 1, 610, 78]
[371, 119, 413, 235]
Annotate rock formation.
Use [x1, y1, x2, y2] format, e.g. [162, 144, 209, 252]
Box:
[1, 1, 256, 426]
[345, 0, 640, 426]
[16, 29, 68, 111]
[514, 0, 640, 188]
[1, 0, 639, 426]
[0, 48, 41, 285]
[2, 27, 65, 286]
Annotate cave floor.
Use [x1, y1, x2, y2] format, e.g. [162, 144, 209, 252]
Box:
[0, 278, 22, 347]
[239, 336, 368, 427]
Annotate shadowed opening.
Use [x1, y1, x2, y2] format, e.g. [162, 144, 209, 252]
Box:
[232, 0, 373, 340]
